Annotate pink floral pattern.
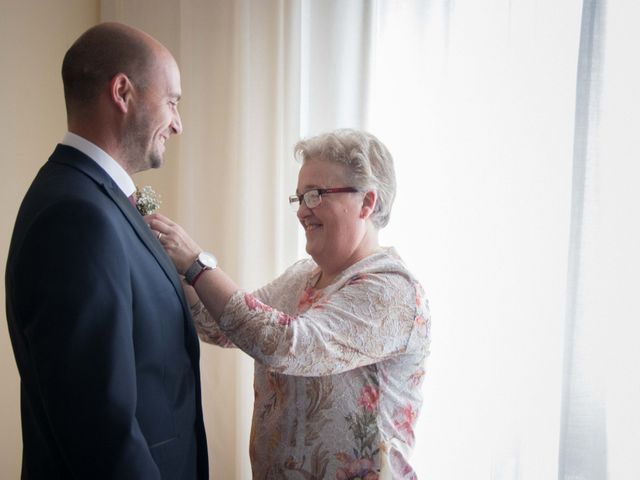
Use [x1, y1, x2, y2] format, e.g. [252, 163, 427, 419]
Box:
[408, 369, 425, 387]
[297, 285, 323, 310]
[391, 449, 419, 480]
[335, 455, 378, 480]
[192, 247, 431, 479]
[245, 293, 272, 312]
[358, 385, 380, 412]
[393, 404, 418, 446]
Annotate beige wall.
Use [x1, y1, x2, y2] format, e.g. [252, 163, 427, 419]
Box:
[0, 1, 99, 475]
[0, 3, 243, 477]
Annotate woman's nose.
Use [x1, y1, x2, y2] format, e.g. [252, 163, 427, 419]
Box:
[296, 200, 311, 219]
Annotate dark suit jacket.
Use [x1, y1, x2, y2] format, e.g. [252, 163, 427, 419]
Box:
[5, 145, 208, 479]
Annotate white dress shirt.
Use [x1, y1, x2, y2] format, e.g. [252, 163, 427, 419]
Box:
[61, 132, 136, 198]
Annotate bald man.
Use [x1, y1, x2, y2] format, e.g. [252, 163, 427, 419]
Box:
[6, 23, 208, 479]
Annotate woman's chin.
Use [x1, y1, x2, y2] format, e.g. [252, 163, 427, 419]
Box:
[305, 242, 320, 259]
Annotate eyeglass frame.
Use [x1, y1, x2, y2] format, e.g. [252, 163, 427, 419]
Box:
[288, 187, 360, 210]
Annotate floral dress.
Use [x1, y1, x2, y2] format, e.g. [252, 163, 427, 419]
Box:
[191, 247, 431, 479]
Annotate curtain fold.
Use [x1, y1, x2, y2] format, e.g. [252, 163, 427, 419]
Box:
[299, 0, 373, 135]
[559, 0, 608, 478]
[566, 0, 640, 478]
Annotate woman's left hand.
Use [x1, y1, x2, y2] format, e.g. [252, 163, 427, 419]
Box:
[145, 213, 202, 274]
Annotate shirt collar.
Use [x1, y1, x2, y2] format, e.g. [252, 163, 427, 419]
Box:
[61, 132, 136, 198]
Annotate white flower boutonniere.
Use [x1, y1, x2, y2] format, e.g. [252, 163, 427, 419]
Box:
[135, 185, 162, 216]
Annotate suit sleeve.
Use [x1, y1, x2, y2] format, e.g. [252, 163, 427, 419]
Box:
[15, 200, 160, 478]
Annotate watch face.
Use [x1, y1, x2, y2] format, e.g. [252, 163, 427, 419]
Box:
[198, 252, 217, 268]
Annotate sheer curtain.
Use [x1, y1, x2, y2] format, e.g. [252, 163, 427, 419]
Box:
[573, 1, 640, 478]
[363, 0, 640, 479]
[367, 1, 578, 477]
[559, 1, 608, 477]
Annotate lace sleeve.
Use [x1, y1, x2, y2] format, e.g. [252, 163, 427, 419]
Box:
[190, 300, 236, 348]
[217, 271, 430, 376]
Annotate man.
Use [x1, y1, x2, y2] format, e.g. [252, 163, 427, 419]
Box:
[5, 22, 208, 478]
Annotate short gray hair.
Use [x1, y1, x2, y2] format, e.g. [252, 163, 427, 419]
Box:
[294, 129, 396, 229]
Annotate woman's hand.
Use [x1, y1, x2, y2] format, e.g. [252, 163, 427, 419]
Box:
[146, 213, 238, 321]
[145, 213, 202, 274]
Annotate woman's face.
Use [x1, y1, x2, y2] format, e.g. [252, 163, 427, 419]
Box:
[296, 157, 371, 272]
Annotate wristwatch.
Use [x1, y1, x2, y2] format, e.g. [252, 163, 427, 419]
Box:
[184, 251, 217, 286]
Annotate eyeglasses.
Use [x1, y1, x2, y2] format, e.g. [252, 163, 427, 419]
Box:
[288, 187, 359, 210]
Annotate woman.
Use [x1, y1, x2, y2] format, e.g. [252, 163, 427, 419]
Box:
[148, 129, 431, 479]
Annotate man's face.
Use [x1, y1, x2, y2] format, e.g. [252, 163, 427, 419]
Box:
[124, 53, 182, 173]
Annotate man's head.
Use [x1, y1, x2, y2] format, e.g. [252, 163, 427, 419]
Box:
[62, 22, 182, 173]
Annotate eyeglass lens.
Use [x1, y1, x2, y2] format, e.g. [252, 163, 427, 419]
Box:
[289, 190, 321, 210]
[302, 190, 321, 208]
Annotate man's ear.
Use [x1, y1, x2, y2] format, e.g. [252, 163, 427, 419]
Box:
[360, 190, 377, 219]
[110, 73, 134, 114]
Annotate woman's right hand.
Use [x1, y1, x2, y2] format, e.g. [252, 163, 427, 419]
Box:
[145, 213, 203, 274]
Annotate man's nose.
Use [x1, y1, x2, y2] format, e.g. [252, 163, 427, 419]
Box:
[171, 112, 183, 135]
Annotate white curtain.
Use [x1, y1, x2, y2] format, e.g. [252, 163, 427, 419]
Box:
[368, 1, 578, 477]
[366, 0, 640, 479]
[559, 1, 608, 477]
[570, 1, 640, 478]
[103, 0, 640, 478]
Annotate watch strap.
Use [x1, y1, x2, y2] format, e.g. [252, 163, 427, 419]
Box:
[190, 267, 210, 287]
[184, 259, 206, 286]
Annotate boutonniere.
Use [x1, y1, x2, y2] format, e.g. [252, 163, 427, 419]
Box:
[135, 185, 162, 216]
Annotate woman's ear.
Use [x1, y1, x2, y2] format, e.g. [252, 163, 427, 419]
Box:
[360, 190, 377, 219]
[110, 73, 134, 114]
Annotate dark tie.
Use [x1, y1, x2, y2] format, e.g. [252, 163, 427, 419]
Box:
[128, 193, 137, 208]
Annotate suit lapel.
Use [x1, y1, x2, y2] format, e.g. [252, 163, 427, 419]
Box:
[50, 145, 191, 316]
[102, 184, 187, 297]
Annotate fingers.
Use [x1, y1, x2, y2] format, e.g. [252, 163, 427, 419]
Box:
[156, 231, 174, 245]
[146, 212, 170, 223]
[146, 220, 179, 242]
[144, 212, 177, 231]
[145, 215, 177, 248]
[143, 214, 203, 273]
[157, 234, 181, 254]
